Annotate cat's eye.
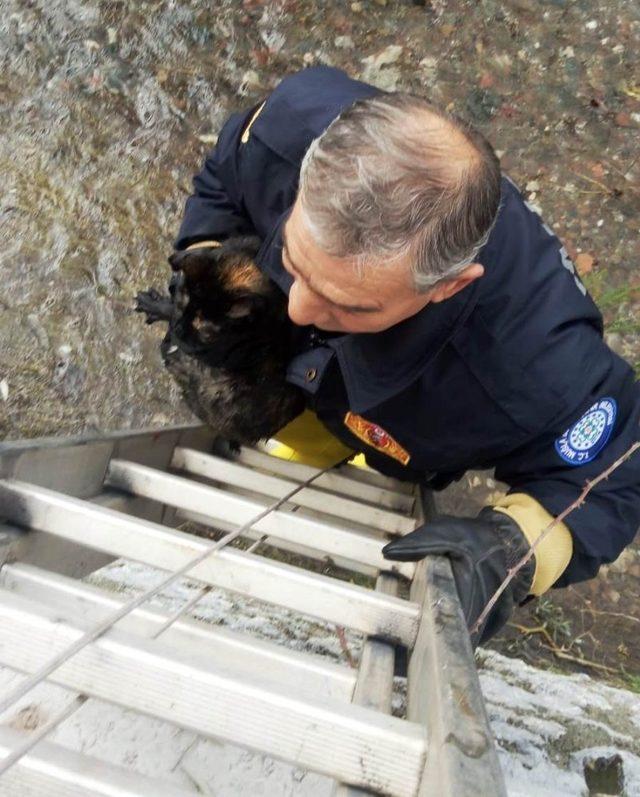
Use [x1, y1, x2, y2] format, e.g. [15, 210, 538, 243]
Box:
[192, 315, 221, 343]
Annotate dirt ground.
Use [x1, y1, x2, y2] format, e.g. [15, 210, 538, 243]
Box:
[1, 1, 638, 686]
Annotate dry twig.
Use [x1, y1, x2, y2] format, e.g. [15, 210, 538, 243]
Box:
[606, 156, 640, 191]
[571, 170, 620, 196]
[509, 623, 618, 674]
[581, 607, 640, 625]
[336, 625, 357, 669]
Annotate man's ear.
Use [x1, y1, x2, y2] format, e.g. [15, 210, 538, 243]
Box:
[428, 263, 484, 303]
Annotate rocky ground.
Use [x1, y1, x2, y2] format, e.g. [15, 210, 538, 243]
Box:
[0, 0, 638, 711]
[1, 0, 638, 439]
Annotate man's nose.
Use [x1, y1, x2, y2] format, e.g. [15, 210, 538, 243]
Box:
[287, 280, 327, 327]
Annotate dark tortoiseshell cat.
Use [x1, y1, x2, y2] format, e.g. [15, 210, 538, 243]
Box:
[135, 237, 304, 443]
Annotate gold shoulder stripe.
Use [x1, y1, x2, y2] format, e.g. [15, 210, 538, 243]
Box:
[185, 240, 221, 251]
[344, 412, 411, 466]
[240, 101, 266, 144]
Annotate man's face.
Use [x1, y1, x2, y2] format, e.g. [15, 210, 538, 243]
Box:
[281, 199, 432, 333]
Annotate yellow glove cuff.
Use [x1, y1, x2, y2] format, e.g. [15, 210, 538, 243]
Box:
[493, 493, 573, 596]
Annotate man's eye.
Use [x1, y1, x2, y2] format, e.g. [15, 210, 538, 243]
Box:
[338, 306, 374, 316]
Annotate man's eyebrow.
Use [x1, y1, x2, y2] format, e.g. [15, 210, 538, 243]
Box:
[281, 231, 381, 313]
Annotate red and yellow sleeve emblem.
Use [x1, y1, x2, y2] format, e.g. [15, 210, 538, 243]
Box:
[343, 412, 411, 466]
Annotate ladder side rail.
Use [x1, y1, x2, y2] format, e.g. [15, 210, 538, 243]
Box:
[0, 424, 211, 498]
[334, 572, 400, 797]
[408, 487, 507, 797]
[0, 424, 214, 578]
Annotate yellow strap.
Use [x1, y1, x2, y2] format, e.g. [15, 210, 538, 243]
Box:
[271, 409, 360, 468]
[493, 493, 573, 596]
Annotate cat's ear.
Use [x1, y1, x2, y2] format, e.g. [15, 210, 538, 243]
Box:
[168, 248, 219, 287]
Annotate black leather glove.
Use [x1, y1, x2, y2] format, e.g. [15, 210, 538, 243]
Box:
[382, 508, 535, 647]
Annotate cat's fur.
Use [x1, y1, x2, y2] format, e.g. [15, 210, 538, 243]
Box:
[136, 236, 304, 443]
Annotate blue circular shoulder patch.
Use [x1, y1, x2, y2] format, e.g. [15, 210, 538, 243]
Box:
[555, 398, 617, 466]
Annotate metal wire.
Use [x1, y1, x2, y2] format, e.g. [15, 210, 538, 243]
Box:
[151, 585, 213, 639]
[150, 455, 355, 638]
[0, 455, 347, 737]
[0, 695, 87, 777]
[246, 534, 268, 553]
[0, 463, 325, 771]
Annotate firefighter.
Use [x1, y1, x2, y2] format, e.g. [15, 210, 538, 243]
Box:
[174, 66, 640, 645]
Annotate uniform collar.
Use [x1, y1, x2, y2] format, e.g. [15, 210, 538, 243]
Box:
[328, 285, 478, 412]
[256, 210, 480, 414]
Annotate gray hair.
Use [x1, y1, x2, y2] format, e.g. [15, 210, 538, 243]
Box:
[297, 93, 502, 291]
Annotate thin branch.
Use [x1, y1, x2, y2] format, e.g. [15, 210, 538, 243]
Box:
[471, 441, 640, 637]
[571, 170, 618, 195]
[606, 154, 639, 186]
[336, 626, 357, 669]
[509, 623, 618, 674]
[580, 607, 640, 625]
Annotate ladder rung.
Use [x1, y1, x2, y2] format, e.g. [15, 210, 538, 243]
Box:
[335, 463, 416, 495]
[235, 447, 416, 510]
[177, 506, 380, 576]
[0, 591, 427, 796]
[0, 563, 356, 703]
[0, 481, 420, 646]
[0, 428, 508, 796]
[0, 726, 193, 796]
[334, 461, 417, 494]
[107, 459, 414, 577]
[172, 447, 416, 534]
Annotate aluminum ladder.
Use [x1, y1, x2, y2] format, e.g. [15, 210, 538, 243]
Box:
[0, 424, 506, 796]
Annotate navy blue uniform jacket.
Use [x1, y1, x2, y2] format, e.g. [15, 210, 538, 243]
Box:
[175, 66, 640, 587]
